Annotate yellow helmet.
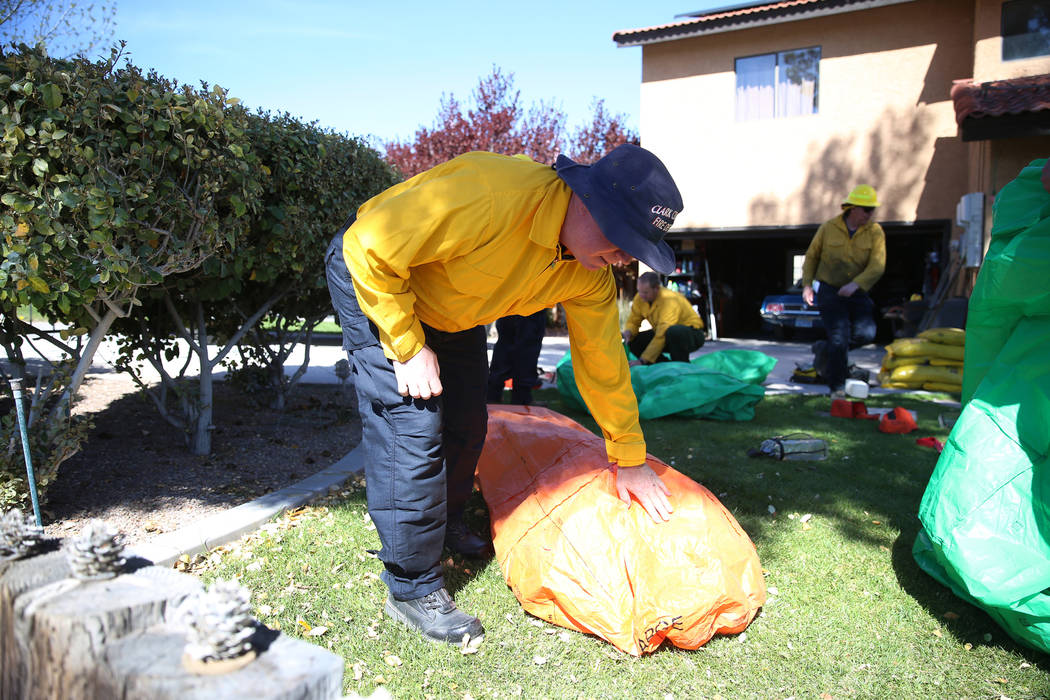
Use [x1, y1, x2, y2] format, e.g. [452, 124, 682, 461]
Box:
[843, 184, 879, 208]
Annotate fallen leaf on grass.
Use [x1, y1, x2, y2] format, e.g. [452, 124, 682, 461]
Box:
[800, 513, 812, 523]
[932, 628, 943, 638]
[964, 643, 972, 651]
[306, 625, 328, 637]
[533, 655, 547, 665]
[995, 677, 1008, 683]
[144, 520, 160, 533]
[297, 620, 312, 633]
[352, 661, 365, 680]
[461, 632, 483, 654]
[942, 611, 960, 620]
[384, 654, 402, 667]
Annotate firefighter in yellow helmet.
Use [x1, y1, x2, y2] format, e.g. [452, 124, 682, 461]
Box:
[800, 185, 886, 397]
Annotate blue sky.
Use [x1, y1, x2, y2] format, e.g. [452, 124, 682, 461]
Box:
[107, 1, 730, 148]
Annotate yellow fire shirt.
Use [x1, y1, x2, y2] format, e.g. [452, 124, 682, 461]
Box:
[801, 214, 886, 291]
[342, 151, 646, 466]
[624, 287, 705, 364]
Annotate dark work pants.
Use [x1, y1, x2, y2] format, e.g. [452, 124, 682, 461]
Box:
[628, 325, 705, 362]
[325, 233, 488, 601]
[815, 282, 877, 391]
[486, 311, 547, 405]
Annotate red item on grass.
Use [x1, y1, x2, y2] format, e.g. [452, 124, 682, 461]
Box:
[831, 399, 854, 418]
[831, 399, 878, 419]
[879, 406, 918, 434]
[916, 436, 944, 453]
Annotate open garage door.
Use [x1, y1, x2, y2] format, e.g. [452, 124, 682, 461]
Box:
[667, 220, 951, 340]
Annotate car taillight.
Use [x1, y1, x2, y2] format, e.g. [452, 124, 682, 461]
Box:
[766, 303, 784, 313]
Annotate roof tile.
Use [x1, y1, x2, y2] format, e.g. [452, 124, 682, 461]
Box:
[951, 74, 1050, 124]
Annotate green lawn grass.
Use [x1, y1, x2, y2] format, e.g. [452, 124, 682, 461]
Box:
[200, 389, 1050, 699]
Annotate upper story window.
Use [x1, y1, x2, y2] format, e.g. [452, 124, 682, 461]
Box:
[735, 47, 820, 122]
[1003, 0, 1050, 60]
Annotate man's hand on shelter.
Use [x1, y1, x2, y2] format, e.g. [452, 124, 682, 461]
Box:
[616, 464, 673, 523]
[837, 281, 860, 297]
[393, 345, 443, 399]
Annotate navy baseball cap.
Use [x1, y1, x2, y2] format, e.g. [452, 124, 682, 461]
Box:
[554, 144, 683, 275]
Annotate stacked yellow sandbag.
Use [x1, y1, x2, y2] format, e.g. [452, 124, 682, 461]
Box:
[878, 328, 964, 392]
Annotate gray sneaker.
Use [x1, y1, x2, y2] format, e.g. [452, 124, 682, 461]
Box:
[384, 588, 485, 645]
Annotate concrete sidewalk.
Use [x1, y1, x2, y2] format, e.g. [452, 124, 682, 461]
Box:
[277, 333, 891, 396]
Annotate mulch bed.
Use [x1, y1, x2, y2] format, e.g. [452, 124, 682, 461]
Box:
[37, 371, 362, 545]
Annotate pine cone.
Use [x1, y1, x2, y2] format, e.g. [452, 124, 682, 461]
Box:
[177, 579, 256, 662]
[66, 520, 126, 580]
[0, 508, 45, 561]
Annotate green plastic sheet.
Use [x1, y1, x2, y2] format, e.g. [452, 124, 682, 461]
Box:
[555, 348, 775, 421]
[913, 158, 1050, 653]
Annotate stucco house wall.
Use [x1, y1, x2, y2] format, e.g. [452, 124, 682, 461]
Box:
[638, 0, 974, 230]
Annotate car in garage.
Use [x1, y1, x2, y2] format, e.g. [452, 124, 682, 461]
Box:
[759, 289, 823, 339]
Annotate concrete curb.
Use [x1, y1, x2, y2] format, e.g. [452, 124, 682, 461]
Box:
[128, 444, 364, 568]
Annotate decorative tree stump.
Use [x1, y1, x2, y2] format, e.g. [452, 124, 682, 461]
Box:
[0, 549, 346, 698]
[15, 564, 200, 698]
[97, 629, 344, 699]
[0, 549, 71, 699]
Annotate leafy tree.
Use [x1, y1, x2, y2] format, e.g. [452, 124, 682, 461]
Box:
[112, 110, 398, 454]
[384, 67, 568, 177]
[0, 0, 116, 57]
[384, 67, 637, 178]
[571, 98, 639, 165]
[0, 43, 256, 502]
[230, 117, 398, 411]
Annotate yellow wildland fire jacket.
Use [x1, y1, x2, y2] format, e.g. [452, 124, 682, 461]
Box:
[801, 214, 886, 292]
[624, 287, 704, 364]
[342, 151, 646, 466]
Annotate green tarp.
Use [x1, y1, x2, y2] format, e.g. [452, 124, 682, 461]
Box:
[555, 348, 775, 421]
[913, 158, 1050, 653]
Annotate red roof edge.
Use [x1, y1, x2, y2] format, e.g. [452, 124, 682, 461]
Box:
[951, 74, 1050, 125]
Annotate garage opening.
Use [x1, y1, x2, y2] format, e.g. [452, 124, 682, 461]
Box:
[666, 220, 951, 341]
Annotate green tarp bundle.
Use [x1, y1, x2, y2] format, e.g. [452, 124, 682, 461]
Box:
[913, 158, 1050, 653]
[555, 348, 775, 421]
